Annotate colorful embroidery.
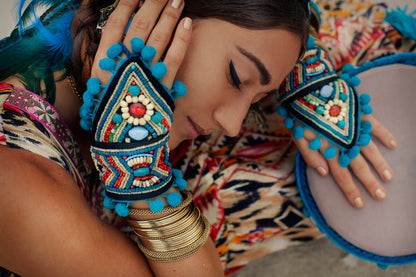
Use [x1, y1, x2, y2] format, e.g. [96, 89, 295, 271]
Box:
[81, 39, 188, 216]
[277, 36, 373, 167]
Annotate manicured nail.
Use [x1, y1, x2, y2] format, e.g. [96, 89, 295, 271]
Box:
[171, 0, 182, 9]
[375, 188, 386, 199]
[354, 197, 364, 208]
[390, 139, 397, 148]
[383, 169, 392, 181]
[317, 166, 327, 176]
[183, 17, 192, 30]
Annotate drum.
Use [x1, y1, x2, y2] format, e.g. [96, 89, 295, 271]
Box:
[297, 53, 416, 268]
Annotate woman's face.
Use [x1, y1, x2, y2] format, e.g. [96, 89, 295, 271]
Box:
[169, 19, 301, 149]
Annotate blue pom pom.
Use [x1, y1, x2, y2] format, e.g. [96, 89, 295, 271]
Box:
[79, 104, 92, 119]
[129, 85, 141, 96]
[377, 264, 389, 270]
[107, 43, 123, 59]
[360, 94, 371, 105]
[82, 92, 95, 105]
[99, 58, 117, 71]
[151, 112, 163, 124]
[342, 64, 355, 73]
[175, 178, 187, 190]
[80, 118, 92, 131]
[141, 46, 156, 62]
[276, 105, 288, 117]
[86, 78, 102, 95]
[103, 197, 116, 209]
[309, 137, 322, 151]
[349, 76, 361, 87]
[112, 114, 123, 124]
[115, 203, 129, 217]
[340, 93, 348, 102]
[339, 153, 351, 168]
[339, 73, 349, 81]
[362, 105, 373, 115]
[167, 192, 182, 207]
[131, 37, 145, 53]
[358, 134, 372, 146]
[323, 147, 337, 159]
[172, 168, 183, 179]
[307, 36, 315, 49]
[361, 120, 372, 134]
[151, 62, 168, 79]
[172, 81, 187, 98]
[284, 118, 294, 129]
[293, 125, 304, 140]
[348, 145, 361, 159]
[149, 199, 164, 213]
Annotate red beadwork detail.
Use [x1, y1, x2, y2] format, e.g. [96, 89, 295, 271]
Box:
[134, 176, 153, 181]
[161, 118, 170, 132]
[329, 105, 341, 117]
[104, 122, 116, 143]
[129, 103, 146, 118]
[131, 163, 151, 170]
[132, 81, 136, 86]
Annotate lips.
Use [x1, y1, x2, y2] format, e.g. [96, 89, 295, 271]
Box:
[187, 117, 209, 139]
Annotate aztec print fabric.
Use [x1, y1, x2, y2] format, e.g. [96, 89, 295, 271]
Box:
[315, 0, 416, 70]
[175, 97, 323, 274]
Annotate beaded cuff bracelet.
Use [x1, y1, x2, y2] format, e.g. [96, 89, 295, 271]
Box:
[79, 38, 188, 216]
[277, 36, 373, 168]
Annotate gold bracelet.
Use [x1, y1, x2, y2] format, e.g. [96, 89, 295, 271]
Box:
[136, 215, 211, 262]
[128, 190, 193, 216]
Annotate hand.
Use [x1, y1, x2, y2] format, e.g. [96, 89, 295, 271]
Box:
[81, 0, 192, 216]
[295, 114, 397, 208]
[91, 0, 191, 90]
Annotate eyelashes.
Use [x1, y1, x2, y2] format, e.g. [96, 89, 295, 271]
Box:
[229, 60, 241, 89]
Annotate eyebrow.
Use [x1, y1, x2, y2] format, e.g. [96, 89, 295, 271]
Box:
[237, 46, 271, 86]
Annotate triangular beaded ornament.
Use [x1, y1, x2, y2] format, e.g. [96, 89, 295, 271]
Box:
[79, 38, 188, 216]
[277, 36, 373, 167]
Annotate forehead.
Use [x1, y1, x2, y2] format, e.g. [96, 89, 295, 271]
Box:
[192, 19, 302, 84]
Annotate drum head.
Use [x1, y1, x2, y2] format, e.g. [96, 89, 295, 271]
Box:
[297, 56, 416, 266]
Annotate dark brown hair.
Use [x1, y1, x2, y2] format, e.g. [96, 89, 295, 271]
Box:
[70, 0, 309, 93]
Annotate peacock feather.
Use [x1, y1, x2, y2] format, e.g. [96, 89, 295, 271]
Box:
[0, 0, 81, 104]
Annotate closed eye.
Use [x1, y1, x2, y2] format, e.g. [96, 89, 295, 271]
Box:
[229, 60, 241, 89]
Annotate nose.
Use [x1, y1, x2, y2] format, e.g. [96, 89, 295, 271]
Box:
[213, 97, 251, 137]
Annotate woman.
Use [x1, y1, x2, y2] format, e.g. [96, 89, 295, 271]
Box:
[0, 0, 395, 275]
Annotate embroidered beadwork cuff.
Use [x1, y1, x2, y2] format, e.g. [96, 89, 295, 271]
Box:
[277, 36, 373, 168]
[79, 38, 188, 216]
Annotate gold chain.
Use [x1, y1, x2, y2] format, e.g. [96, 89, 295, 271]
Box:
[67, 73, 83, 102]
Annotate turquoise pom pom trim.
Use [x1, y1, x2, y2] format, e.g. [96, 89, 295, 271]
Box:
[277, 36, 374, 168]
[81, 37, 188, 216]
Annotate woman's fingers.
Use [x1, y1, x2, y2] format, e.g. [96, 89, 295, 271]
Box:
[360, 140, 394, 182]
[124, 0, 170, 49]
[326, 156, 365, 208]
[145, 0, 185, 65]
[364, 114, 398, 149]
[295, 134, 328, 176]
[160, 17, 192, 88]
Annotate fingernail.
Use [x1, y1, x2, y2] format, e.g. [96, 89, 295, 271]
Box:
[375, 188, 386, 199]
[317, 166, 327, 176]
[383, 169, 392, 181]
[390, 139, 397, 148]
[171, 0, 182, 9]
[354, 197, 364, 208]
[183, 17, 192, 30]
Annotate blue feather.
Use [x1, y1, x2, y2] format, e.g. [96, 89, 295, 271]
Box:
[385, 5, 416, 42]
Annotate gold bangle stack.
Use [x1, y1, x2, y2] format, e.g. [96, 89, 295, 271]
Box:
[127, 191, 210, 262]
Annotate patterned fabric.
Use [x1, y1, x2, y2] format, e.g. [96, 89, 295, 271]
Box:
[315, 0, 416, 70]
[175, 97, 323, 274]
